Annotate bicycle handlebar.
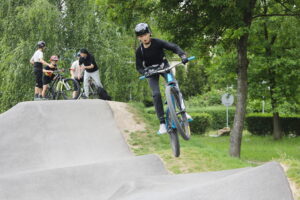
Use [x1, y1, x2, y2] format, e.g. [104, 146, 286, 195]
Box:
[139, 56, 196, 80]
[188, 56, 195, 61]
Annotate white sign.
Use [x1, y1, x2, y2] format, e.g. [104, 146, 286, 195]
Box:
[221, 93, 234, 107]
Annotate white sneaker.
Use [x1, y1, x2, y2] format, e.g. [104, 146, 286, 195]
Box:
[157, 123, 167, 135]
[185, 113, 193, 122]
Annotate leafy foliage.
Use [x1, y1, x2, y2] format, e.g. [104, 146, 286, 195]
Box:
[189, 113, 212, 135]
[0, 0, 151, 112]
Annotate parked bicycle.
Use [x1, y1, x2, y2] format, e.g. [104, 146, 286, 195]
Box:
[45, 70, 80, 100]
[76, 77, 111, 100]
[140, 56, 195, 157]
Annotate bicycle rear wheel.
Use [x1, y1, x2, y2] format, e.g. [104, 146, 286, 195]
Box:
[61, 78, 80, 100]
[166, 86, 191, 140]
[166, 108, 180, 157]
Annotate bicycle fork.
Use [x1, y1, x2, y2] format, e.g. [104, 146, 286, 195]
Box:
[165, 73, 187, 112]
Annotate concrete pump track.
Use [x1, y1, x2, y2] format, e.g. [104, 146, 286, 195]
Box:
[0, 100, 294, 200]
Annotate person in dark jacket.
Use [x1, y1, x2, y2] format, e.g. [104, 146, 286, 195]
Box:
[135, 23, 191, 134]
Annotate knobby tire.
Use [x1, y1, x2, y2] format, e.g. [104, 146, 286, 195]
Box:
[166, 108, 180, 157]
[166, 86, 191, 140]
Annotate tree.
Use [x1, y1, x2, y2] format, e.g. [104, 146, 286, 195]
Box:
[248, 2, 300, 139]
[0, 0, 151, 113]
[157, 0, 256, 157]
[0, 0, 61, 112]
[157, 0, 300, 156]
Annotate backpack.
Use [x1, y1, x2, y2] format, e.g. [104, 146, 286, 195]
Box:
[98, 86, 111, 100]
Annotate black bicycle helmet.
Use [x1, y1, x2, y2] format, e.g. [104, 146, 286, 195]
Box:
[135, 23, 151, 36]
[37, 41, 46, 48]
[79, 48, 89, 54]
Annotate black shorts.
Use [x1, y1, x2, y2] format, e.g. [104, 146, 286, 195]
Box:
[34, 68, 43, 89]
[43, 75, 54, 85]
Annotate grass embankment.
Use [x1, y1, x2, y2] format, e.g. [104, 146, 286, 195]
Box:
[127, 102, 300, 198]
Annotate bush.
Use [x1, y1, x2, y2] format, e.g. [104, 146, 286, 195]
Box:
[145, 105, 235, 130]
[186, 89, 233, 107]
[189, 106, 235, 130]
[246, 113, 300, 136]
[190, 113, 212, 134]
[245, 113, 273, 135]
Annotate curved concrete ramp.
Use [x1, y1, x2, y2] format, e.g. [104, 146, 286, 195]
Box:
[0, 100, 294, 200]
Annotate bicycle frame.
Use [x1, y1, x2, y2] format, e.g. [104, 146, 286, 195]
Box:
[47, 72, 69, 99]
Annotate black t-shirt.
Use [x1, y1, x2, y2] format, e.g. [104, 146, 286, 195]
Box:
[44, 64, 57, 78]
[79, 54, 99, 73]
[135, 38, 185, 74]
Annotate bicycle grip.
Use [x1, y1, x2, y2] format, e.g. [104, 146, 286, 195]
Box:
[188, 56, 195, 61]
[139, 76, 146, 80]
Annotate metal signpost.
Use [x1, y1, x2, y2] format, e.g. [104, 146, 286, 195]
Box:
[221, 93, 234, 128]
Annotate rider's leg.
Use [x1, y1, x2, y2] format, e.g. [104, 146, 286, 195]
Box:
[83, 71, 91, 97]
[34, 69, 43, 100]
[72, 78, 80, 99]
[42, 76, 50, 98]
[42, 85, 48, 98]
[148, 74, 167, 134]
[89, 70, 103, 88]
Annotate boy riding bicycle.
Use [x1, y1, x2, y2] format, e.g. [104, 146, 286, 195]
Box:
[135, 23, 191, 134]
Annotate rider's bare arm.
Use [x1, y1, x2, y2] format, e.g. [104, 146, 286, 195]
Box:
[43, 69, 53, 73]
[30, 58, 34, 65]
[39, 58, 51, 67]
[84, 64, 94, 69]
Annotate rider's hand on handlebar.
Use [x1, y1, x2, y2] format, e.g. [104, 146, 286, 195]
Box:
[144, 69, 156, 77]
[144, 71, 151, 78]
[181, 54, 188, 65]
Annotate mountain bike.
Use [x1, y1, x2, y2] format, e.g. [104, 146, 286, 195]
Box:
[76, 78, 101, 99]
[45, 70, 80, 100]
[76, 78, 111, 100]
[139, 56, 195, 157]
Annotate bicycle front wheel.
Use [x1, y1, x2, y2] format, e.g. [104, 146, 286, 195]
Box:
[61, 78, 80, 100]
[166, 108, 180, 157]
[166, 86, 191, 140]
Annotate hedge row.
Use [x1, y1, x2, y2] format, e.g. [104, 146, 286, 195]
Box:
[246, 113, 300, 136]
[145, 106, 300, 136]
[189, 113, 212, 135]
[189, 106, 235, 130]
[146, 106, 235, 134]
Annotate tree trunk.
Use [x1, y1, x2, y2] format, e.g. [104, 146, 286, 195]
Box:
[273, 112, 282, 139]
[230, 34, 249, 158]
[229, 0, 257, 158]
[261, 2, 283, 140]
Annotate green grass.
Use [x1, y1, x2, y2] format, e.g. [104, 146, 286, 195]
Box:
[128, 102, 300, 197]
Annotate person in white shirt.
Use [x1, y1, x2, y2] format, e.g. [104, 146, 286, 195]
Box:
[30, 41, 51, 100]
[70, 52, 84, 98]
